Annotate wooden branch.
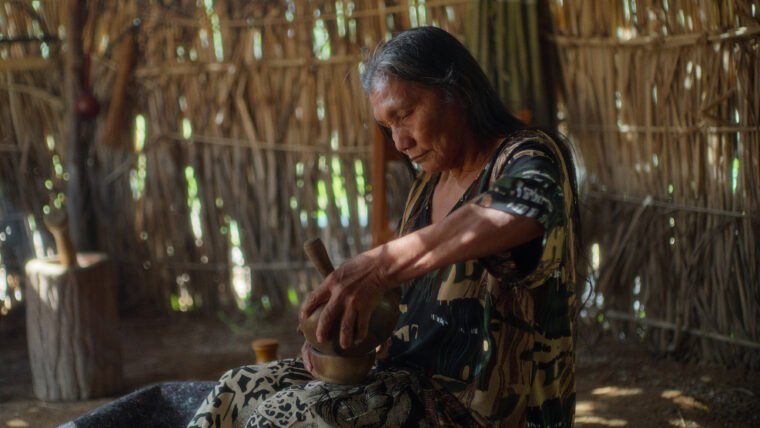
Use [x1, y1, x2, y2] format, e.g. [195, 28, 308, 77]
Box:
[155, 0, 474, 28]
[0, 57, 53, 72]
[0, 35, 59, 44]
[604, 310, 760, 350]
[158, 132, 371, 153]
[0, 81, 64, 110]
[586, 192, 756, 219]
[547, 25, 760, 48]
[63, 0, 92, 251]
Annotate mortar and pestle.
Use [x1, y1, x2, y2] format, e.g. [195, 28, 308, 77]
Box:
[301, 238, 400, 384]
[24, 208, 122, 400]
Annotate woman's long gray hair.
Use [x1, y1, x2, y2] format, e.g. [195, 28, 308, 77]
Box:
[360, 26, 525, 143]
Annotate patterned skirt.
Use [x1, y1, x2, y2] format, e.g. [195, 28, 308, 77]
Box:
[187, 358, 480, 428]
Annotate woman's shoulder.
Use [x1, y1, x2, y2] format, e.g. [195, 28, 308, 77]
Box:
[499, 129, 560, 158]
[488, 129, 562, 177]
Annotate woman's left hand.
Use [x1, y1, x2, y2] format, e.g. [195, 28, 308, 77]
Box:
[301, 341, 317, 377]
[299, 249, 394, 350]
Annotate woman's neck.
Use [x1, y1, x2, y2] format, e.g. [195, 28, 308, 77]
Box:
[442, 137, 501, 185]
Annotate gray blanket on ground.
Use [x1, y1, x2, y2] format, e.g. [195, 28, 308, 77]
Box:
[61, 381, 215, 428]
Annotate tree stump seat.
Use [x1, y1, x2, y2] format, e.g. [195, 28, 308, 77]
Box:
[25, 252, 122, 401]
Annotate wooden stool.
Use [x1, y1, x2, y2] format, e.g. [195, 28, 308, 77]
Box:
[25, 253, 123, 401]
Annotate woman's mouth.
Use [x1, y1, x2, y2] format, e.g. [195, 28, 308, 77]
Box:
[410, 151, 430, 163]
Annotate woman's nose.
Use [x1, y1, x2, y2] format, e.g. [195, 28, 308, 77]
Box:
[392, 127, 413, 153]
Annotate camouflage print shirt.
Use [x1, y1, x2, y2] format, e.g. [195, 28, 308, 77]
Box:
[387, 130, 577, 427]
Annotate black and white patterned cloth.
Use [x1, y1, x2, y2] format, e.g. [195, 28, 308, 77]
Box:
[187, 358, 480, 427]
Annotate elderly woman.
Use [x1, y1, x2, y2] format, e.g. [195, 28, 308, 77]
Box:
[189, 26, 579, 427]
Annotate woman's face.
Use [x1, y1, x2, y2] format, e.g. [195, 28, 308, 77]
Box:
[369, 77, 473, 173]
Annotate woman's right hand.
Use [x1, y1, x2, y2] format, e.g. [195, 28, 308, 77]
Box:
[299, 249, 396, 351]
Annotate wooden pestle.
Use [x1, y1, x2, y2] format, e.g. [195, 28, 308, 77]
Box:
[303, 237, 335, 279]
[43, 208, 78, 267]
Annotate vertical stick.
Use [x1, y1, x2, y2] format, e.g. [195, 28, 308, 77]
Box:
[371, 124, 390, 247]
[101, 31, 137, 149]
[64, 0, 92, 251]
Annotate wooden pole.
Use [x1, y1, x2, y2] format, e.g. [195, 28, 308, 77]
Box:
[63, 0, 93, 251]
[100, 31, 137, 149]
[371, 124, 390, 247]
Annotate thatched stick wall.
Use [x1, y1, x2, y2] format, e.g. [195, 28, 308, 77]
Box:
[0, 1, 469, 317]
[549, 1, 760, 367]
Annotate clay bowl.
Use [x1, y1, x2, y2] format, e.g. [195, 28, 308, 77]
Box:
[300, 288, 400, 357]
[309, 347, 375, 385]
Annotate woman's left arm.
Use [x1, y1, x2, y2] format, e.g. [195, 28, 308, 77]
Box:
[299, 202, 542, 350]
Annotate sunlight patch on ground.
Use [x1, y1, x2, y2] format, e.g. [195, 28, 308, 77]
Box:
[576, 400, 595, 414]
[577, 399, 628, 427]
[575, 415, 629, 426]
[667, 418, 701, 427]
[576, 400, 631, 426]
[6, 418, 30, 427]
[661, 390, 709, 411]
[592, 386, 644, 397]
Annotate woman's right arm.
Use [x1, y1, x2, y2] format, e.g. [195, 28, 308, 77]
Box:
[299, 201, 542, 351]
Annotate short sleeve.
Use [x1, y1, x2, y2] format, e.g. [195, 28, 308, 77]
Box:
[471, 138, 565, 282]
[473, 139, 564, 231]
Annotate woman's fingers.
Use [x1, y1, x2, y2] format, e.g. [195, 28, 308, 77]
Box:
[301, 341, 313, 373]
[299, 284, 329, 321]
[339, 306, 357, 349]
[315, 297, 340, 343]
[354, 307, 372, 345]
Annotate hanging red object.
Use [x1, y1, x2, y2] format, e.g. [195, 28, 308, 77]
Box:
[76, 52, 100, 118]
[76, 93, 99, 117]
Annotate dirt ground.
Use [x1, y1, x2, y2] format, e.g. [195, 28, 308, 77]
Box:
[1, 309, 758, 427]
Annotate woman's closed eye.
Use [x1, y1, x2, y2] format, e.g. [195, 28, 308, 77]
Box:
[376, 109, 411, 130]
[396, 110, 412, 122]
